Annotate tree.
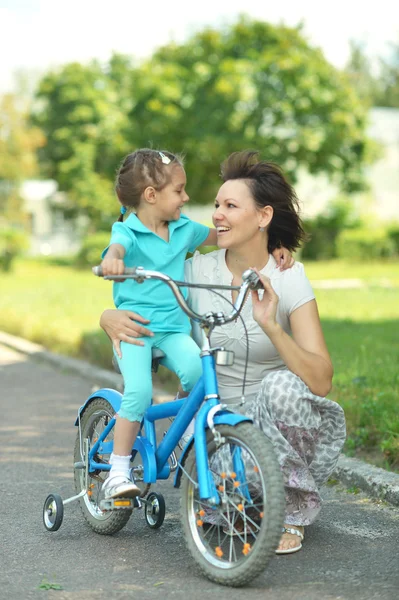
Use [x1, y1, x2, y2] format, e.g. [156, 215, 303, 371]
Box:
[375, 41, 399, 107]
[344, 39, 399, 108]
[32, 58, 134, 229]
[127, 17, 371, 203]
[0, 93, 45, 221]
[344, 40, 379, 107]
[33, 18, 372, 228]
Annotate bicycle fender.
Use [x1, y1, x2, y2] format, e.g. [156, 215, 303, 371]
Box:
[173, 411, 252, 488]
[74, 388, 123, 425]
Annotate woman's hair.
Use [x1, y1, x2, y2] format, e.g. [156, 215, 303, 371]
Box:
[115, 149, 183, 222]
[220, 150, 308, 252]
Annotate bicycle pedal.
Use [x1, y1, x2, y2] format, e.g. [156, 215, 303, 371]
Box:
[99, 498, 134, 511]
[73, 461, 85, 470]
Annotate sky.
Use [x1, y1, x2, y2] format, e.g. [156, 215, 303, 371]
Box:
[0, 0, 398, 94]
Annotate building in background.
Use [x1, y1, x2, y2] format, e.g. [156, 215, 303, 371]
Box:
[20, 180, 88, 256]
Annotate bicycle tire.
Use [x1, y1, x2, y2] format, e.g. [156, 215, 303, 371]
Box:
[180, 422, 285, 587]
[73, 397, 132, 535]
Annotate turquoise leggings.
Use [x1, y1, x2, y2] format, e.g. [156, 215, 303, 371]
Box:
[115, 332, 202, 422]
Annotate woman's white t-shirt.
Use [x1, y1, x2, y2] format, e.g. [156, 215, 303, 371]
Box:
[184, 250, 315, 404]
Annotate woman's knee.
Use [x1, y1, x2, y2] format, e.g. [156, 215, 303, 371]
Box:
[258, 370, 313, 424]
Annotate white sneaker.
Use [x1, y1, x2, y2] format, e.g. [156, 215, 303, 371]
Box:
[102, 476, 141, 500]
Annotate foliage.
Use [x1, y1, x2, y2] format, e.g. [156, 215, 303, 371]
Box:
[32, 58, 133, 230]
[0, 93, 45, 220]
[301, 198, 360, 260]
[32, 18, 371, 230]
[336, 227, 396, 260]
[344, 41, 380, 107]
[38, 575, 62, 591]
[75, 231, 111, 268]
[345, 38, 399, 108]
[375, 41, 399, 108]
[0, 226, 29, 271]
[387, 223, 399, 254]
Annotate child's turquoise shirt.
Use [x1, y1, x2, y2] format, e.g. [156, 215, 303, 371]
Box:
[102, 213, 209, 334]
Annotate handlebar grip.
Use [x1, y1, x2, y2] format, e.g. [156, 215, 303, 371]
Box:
[92, 266, 103, 277]
[92, 266, 139, 277]
[251, 279, 264, 290]
[246, 271, 264, 290]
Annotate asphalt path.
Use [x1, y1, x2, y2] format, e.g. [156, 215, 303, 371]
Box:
[1, 343, 399, 600]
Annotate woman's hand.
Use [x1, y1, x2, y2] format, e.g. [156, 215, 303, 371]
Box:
[100, 309, 154, 358]
[250, 270, 280, 335]
[271, 246, 295, 271]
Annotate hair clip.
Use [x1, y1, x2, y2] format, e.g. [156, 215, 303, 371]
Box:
[158, 151, 171, 165]
[120, 206, 127, 215]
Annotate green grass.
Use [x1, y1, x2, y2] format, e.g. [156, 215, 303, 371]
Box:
[1, 257, 398, 469]
[0, 259, 113, 357]
[303, 258, 399, 285]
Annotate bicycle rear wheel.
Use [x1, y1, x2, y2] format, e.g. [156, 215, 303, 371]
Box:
[180, 423, 284, 587]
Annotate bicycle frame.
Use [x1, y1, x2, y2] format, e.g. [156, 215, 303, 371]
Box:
[78, 265, 262, 503]
[79, 350, 251, 503]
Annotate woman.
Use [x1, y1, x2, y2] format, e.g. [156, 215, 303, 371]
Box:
[100, 150, 346, 554]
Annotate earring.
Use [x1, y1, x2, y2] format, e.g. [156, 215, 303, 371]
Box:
[259, 226, 265, 232]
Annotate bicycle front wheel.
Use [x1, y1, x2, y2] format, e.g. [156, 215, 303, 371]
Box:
[181, 423, 285, 587]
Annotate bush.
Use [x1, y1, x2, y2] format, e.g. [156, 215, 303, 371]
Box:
[336, 227, 396, 260]
[75, 232, 110, 268]
[387, 223, 399, 255]
[0, 227, 29, 272]
[301, 199, 359, 260]
[79, 329, 113, 369]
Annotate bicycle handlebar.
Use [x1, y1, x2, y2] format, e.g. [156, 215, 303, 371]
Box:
[93, 265, 263, 325]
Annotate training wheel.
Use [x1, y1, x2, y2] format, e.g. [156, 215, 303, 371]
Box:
[43, 493, 64, 531]
[144, 492, 166, 529]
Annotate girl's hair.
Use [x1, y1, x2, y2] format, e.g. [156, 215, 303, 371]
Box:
[116, 149, 183, 222]
[220, 150, 308, 252]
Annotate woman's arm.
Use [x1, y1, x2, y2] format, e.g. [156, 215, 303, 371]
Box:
[100, 309, 154, 357]
[251, 273, 333, 397]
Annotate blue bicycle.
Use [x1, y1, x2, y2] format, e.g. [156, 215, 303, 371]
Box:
[43, 266, 284, 587]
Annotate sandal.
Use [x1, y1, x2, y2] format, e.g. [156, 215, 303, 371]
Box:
[275, 526, 304, 554]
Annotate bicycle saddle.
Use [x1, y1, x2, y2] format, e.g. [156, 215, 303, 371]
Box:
[112, 348, 166, 374]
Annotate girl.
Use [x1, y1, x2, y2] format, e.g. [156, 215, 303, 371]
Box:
[100, 148, 293, 500]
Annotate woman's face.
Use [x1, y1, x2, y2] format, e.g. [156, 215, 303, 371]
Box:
[213, 179, 268, 250]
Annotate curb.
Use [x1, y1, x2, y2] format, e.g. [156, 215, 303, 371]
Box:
[1, 330, 399, 507]
[332, 455, 399, 506]
[0, 330, 174, 403]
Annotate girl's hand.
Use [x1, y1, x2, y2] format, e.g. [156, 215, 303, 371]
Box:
[271, 246, 295, 271]
[101, 257, 125, 276]
[100, 309, 154, 358]
[250, 270, 280, 335]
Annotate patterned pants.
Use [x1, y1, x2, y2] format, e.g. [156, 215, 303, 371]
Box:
[242, 370, 347, 526]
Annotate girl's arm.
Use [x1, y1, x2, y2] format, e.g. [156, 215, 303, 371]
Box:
[251, 273, 333, 397]
[200, 228, 218, 246]
[200, 229, 295, 273]
[271, 246, 295, 271]
[101, 243, 126, 275]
